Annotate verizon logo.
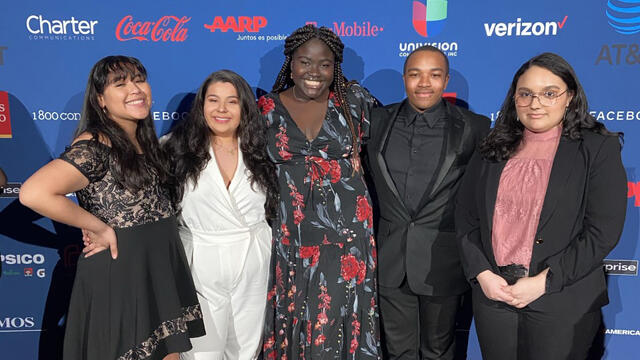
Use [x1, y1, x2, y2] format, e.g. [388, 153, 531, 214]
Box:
[484, 16, 567, 37]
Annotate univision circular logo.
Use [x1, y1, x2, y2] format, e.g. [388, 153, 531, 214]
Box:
[412, 0, 448, 37]
[606, 0, 640, 35]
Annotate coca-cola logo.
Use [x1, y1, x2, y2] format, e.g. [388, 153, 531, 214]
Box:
[116, 15, 190, 42]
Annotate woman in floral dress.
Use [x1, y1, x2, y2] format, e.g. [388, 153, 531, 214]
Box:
[259, 25, 380, 359]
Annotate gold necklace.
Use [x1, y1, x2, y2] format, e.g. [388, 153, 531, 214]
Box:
[292, 85, 309, 102]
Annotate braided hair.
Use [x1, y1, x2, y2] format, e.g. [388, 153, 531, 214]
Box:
[272, 24, 359, 158]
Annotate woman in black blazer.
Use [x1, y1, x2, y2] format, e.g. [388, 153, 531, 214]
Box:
[456, 52, 626, 359]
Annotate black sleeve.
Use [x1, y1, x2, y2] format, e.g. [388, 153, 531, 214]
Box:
[59, 140, 109, 183]
[544, 135, 627, 293]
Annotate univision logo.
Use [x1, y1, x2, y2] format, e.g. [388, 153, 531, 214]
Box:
[412, 0, 447, 37]
[603, 259, 638, 276]
[606, 0, 640, 35]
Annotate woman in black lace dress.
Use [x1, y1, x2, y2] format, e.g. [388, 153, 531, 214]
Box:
[20, 56, 204, 360]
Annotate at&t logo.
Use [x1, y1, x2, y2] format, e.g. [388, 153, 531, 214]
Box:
[204, 16, 267, 33]
[412, 0, 447, 37]
[607, 0, 640, 35]
[116, 15, 191, 42]
[0, 317, 36, 329]
[595, 1, 640, 66]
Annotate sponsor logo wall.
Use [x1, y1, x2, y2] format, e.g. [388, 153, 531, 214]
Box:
[1, 1, 639, 358]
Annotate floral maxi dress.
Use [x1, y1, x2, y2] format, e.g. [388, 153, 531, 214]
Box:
[259, 84, 380, 360]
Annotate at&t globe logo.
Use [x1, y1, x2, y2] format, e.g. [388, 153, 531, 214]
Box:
[606, 0, 640, 35]
[412, 0, 447, 37]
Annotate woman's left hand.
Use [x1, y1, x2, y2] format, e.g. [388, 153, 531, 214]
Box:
[505, 268, 549, 308]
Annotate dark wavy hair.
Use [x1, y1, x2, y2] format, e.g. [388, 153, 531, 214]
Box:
[163, 70, 278, 220]
[75, 55, 168, 190]
[480, 52, 615, 162]
[272, 24, 359, 156]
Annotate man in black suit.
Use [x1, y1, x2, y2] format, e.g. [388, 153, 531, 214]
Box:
[365, 46, 490, 359]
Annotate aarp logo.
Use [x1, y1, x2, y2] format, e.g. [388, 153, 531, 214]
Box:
[412, 0, 447, 37]
[607, 0, 640, 35]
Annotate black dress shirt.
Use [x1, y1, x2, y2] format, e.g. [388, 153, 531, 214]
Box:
[384, 99, 446, 214]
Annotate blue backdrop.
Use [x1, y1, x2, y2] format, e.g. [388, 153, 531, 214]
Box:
[1, 1, 639, 358]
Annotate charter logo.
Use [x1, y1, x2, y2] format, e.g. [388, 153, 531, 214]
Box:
[484, 16, 568, 37]
[607, 0, 640, 35]
[0, 91, 11, 138]
[603, 259, 638, 276]
[204, 16, 267, 33]
[412, 0, 447, 37]
[26, 15, 98, 40]
[116, 15, 190, 42]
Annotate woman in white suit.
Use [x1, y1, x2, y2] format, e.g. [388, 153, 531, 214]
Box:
[163, 70, 278, 360]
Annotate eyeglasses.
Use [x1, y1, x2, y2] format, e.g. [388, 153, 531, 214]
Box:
[514, 89, 568, 107]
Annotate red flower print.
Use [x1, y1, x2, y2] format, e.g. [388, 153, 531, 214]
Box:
[299, 246, 320, 267]
[278, 149, 293, 161]
[317, 311, 328, 325]
[281, 224, 290, 245]
[357, 259, 366, 284]
[258, 96, 275, 115]
[328, 160, 341, 183]
[318, 285, 331, 310]
[351, 314, 361, 336]
[356, 195, 373, 228]
[276, 125, 293, 161]
[329, 91, 340, 107]
[288, 302, 295, 313]
[349, 338, 358, 354]
[314, 334, 326, 346]
[263, 336, 275, 351]
[267, 351, 276, 360]
[341, 254, 360, 282]
[306, 321, 312, 344]
[293, 209, 305, 225]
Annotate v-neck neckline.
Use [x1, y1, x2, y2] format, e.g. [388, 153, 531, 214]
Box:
[275, 92, 330, 144]
[210, 142, 241, 191]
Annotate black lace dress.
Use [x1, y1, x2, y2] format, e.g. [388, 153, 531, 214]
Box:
[59, 140, 204, 360]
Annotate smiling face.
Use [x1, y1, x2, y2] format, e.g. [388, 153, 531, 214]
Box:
[98, 71, 152, 126]
[403, 50, 449, 112]
[290, 37, 335, 100]
[515, 65, 573, 133]
[203, 81, 241, 138]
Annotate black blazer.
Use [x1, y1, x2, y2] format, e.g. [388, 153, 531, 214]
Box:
[365, 100, 490, 296]
[456, 130, 627, 313]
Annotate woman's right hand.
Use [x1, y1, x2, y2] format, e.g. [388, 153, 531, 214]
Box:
[82, 225, 118, 259]
[476, 270, 514, 304]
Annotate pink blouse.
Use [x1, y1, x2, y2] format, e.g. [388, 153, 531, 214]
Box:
[492, 125, 562, 270]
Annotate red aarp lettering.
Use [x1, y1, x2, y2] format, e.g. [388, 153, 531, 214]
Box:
[204, 16, 268, 33]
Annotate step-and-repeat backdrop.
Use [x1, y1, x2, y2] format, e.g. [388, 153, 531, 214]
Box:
[1, 1, 639, 358]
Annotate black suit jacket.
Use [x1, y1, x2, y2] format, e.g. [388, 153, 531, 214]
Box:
[456, 130, 627, 313]
[365, 99, 490, 296]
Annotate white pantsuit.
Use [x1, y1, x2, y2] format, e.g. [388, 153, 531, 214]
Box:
[179, 146, 271, 360]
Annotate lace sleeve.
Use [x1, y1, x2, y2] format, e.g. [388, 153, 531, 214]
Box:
[59, 140, 109, 182]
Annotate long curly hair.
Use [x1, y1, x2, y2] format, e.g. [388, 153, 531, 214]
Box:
[163, 70, 278, 220]
[480, 52, 614, 162]
[272, 24, 359, 156]
[75, 55, 168, 190]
